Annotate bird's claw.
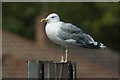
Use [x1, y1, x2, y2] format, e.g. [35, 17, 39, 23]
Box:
[60, 60, 67, 63]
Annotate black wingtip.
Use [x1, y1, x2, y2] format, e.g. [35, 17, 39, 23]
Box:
[97, 42, 107, 50]
[82, 42, 106, 49]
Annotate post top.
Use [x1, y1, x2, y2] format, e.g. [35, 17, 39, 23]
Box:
[26, 61, 76, 64]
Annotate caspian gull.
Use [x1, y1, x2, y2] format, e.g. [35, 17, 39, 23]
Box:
[41, 13, 106, 62]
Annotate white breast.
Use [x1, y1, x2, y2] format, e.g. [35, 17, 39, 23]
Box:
[45, 22, 64, 46]
[46, 23, 59, 39]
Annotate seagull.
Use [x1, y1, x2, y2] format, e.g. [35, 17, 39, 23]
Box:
[41, 13, 106, 62]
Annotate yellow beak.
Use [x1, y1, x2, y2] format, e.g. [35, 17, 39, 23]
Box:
[41, 19, 48, 22]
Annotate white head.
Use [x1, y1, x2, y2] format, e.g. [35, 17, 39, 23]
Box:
[41, 13, 60, 23]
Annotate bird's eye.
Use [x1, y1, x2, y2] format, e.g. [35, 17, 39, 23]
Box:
[51, 16, 56, 18]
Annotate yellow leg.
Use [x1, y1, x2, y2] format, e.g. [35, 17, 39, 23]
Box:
[60, 45, 68, 63]
[64, 49, 68, 62]
[60, 55, 64, 62]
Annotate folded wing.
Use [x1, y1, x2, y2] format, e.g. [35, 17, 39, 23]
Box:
[57, 22, 105, 48]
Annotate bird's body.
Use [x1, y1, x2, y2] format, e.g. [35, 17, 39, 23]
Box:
[41, 13, 106, 62]
[45, 19, 104, 48]
[45, 22, 65, 46]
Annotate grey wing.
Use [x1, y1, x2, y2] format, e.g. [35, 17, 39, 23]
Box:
[60, 23, 83, 34]
[57, 22, 95, 46]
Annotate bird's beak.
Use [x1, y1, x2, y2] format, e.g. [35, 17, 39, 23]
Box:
[41, 18, 48, 22]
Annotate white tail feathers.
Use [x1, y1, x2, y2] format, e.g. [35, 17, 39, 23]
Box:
[92, 42, 106, 49]
[99, 43, 106, 49]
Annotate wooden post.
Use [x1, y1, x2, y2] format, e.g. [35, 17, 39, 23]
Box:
[27, 61, 76, 80]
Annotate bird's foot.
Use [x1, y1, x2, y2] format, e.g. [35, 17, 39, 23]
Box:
[60, 59, 64, 62]
[60, 56, 64, 62]
[60, 61, 67, 63]
[60, 60, 67, 63]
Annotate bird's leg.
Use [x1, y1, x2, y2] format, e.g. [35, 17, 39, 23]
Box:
[60, 45, 68, 63]
[64, 49, 68, 62]
[60, 55, 64, 62]
[61, 46, 64, 62]
[64, 45, 68, 62]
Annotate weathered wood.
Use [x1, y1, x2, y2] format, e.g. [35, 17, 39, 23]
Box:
[27, 61, 76, 80]
[27, 61, 44, 79]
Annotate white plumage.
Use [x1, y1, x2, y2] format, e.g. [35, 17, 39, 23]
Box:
[41, 13, 106, 62]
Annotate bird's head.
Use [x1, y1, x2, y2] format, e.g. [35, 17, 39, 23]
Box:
[41, 13, 60, 23]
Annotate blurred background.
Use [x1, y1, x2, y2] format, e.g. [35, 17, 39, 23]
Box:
[1, 2, 119, 78]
